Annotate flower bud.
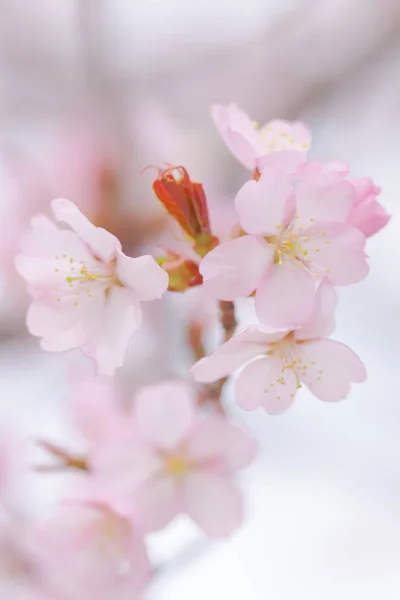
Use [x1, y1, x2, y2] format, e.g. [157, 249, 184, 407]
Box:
[152, 165, 218, 256]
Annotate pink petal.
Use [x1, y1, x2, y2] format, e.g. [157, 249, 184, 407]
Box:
[235, 170, 293, 235]
[255, 262, 315, 328]
[211, 103, 261, 169]
[92, 441, 163, 497]
[294, 281, 337, 341]
[27, 295, 103, 352]
[69, 374, 132, 448]
[256, 150, 307, 175]
[52, 198, 117, 262]
[191, 325, 285, 383]
[133, 473, 181, 533]
[116, 251, 169, 301]
[134, 381, 195, 450]
[21, 215, 91, 260]
[349, 196, 390, 237]
[348, 178, 390, 237]
[187, 415, 257, 471]
[183, 471, 243, 537]
[16, 226, 92, 288]
[85, 286, 142, 376]
[298, 339, 367, 401]
[200, 236, 273, 301]
[305, 223, 368, 285]
[294, 176, 355, 230]
[236, 356, 298, 414]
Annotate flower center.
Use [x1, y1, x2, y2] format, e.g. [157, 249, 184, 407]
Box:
[164, 454, 189, 477]
[266, 230, 306, 266]
[52, 254, 120, 305]
[252, 122, 310, 152]
[265, 219, 331, 281]
[264, 333, 324, 401]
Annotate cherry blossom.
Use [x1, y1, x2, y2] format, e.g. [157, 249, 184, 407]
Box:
[296, 162, 390, 237]
[15, 199, 168, 375]
[200, 169, 369, 328]
[92, 381, 257, 537]
[348, 177, 390, 237]
[31, 500, 149, 600]
[211, 103, 311, 172]
[191, 283, 366, 414]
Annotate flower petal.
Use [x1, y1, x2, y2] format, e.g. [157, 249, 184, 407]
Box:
[255, 262, 315, 328]
[133, 474, 181, 533]
[256, 150, 306, 175]
[235, 170, 293, 235]
[294, 281, 337, 341]
[200, 236, 273, 301]
[184, 471, 243, 537]
[187, 415, 257, 471]
[52, 198, 117, 262]
[298, 339, 367, 401]
[236, 356, 298, 414]
[211, 103, 261, 169]
[27, 295, 103, 352]
[15, 218, 92, 288]
[84, 286, 142, 376]
[305, 223, 368, 285]
[191, 325, 284, 383]
[133, 381, 195, 450]
[116, 251, 169, 301]
[294, 176, 355, 230]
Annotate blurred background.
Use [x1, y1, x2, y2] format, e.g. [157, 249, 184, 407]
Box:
[0, 0, 399, 598]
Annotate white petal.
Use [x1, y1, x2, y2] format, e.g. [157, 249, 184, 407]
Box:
[52, 198, 117, 262]
[116, 252, 168, 301]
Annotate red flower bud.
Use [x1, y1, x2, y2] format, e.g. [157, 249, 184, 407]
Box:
[152, 165, 218, 257]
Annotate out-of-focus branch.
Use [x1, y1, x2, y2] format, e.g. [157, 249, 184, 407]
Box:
[198, 300, 237, 413]
[36, 441, 88, 472]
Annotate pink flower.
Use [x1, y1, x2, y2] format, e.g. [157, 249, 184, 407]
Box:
[200, 170, 369, 328]
[68, 370, 134, 451]
[191, 283, 366, 414]
[348, 177, 390, 237]
[296, 163, 390, 238]
[31, 501, 149, 600]
[15, 199, 168, 375]
[93, 381, 257, 538]
[211, 103, 311, 172]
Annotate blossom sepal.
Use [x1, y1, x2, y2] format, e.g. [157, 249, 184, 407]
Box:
[157, 251, 203, 292]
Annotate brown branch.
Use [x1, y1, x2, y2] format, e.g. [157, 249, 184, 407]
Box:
[198, 301, 237, 413]
[36, 441, 89, 473]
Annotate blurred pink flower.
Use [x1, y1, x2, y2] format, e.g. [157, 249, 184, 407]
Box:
[211, 103, 311, 172]
[0, 125, 117, 283]
[68, 371, 134, 451]
[348, 177, 390, 237]
[93, 381, 257, 538]
[32, 501, 149, 600]
[200, 169, 369, 328]
[15, 199, 168, 375]
[192, 282, 366, 414]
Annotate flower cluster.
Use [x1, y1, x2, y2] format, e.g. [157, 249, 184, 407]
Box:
[9, 103, 389, 598]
